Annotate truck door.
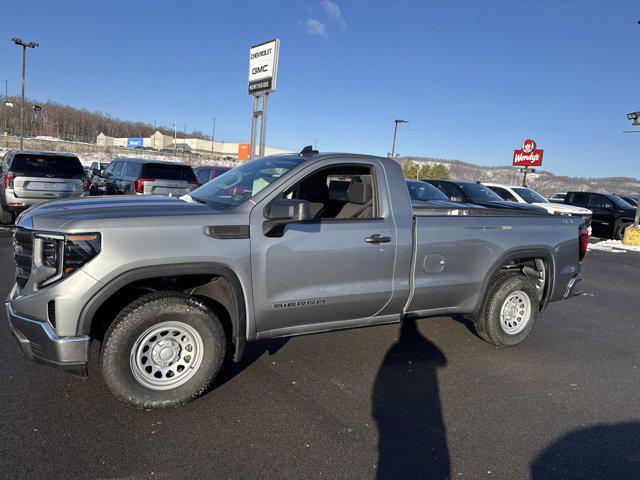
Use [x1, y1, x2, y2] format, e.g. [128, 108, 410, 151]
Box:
[249, 159, 397, 336]
[588, 194, 615, 235]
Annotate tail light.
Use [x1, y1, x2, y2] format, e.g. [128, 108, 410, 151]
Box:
[4, 171, 15, 189]
[135, 178, 154, 193]
[579, 225, 589, 262]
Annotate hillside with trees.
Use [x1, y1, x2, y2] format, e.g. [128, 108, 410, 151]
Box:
[1, 96, 211, 143]
[399, 156, 640, 197]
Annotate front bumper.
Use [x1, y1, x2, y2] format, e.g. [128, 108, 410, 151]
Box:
[5, 302, 89, 376]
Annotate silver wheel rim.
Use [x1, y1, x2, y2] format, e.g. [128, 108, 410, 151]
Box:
[130, 321, 204, 391]
[499, 290, 531, 335]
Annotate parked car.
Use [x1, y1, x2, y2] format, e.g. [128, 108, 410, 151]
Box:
[100, 158, 199, 196]
[563, 191, 636, 239]
[406, 179, 477, 209]
[425, 179, 548, 213]
[0, 150, 89, 224]
[483, 183, 592, 227]
[7, 151, 587, 408]
[90, 161, 110, 176]
[548, 192, 567, 204]
[617, 194, 638, 207]
[193, 166, 232, 185]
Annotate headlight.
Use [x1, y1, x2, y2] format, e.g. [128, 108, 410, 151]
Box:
[64, 234, 101, 275]
[35, 233, 101, 288]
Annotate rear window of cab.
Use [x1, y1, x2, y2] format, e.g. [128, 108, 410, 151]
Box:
[141, 163, 197, 182]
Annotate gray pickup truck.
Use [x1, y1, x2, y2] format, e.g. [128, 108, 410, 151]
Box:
[6, 151, 588, 408]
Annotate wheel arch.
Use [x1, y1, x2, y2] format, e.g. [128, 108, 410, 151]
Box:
[472, 247, 555, 317]
[78, 263, 248, 362]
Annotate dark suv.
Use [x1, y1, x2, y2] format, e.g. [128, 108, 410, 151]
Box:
[564, 191, 636, 239]
[99, 158, 199, 196]
[425, 179, 547, 213]
[1, 150, 88, 224]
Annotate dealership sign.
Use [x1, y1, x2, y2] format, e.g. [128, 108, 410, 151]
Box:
[513, 139, 543, 167]
[248, 39, 280, 95]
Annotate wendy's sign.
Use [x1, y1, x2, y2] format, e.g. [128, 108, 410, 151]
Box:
[513, 139, 543, 167]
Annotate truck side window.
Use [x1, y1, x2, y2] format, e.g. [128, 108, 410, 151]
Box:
[489, 186, 517, 202]
[124, 162, 141, 179]
[111, 161, 124, 179]
[434, 182, 460, 201]
[286, 165, 378, 220]
[570, 192, 589, 206]
[589, 195, 612, 209]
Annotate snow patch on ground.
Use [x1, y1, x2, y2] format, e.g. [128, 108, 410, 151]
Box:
[588, 240, 640, 253]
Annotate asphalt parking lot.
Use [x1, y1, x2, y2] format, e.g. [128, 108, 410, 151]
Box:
[1, 229, 639, 480]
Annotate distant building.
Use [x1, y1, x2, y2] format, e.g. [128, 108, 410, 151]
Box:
[96, 131, 290, 158]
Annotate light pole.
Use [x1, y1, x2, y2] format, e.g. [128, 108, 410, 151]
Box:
[626, 111, 640, 227]
[391, 119, 408, 158]
[3, 79, 7, 135]
[12, 38, 39, 150]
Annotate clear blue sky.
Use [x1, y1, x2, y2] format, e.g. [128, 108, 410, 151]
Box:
[1, 0, 638, 178]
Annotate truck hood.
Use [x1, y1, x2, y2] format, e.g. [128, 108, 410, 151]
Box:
[16, 195, 214, 231]
[531, 202, 592, 215]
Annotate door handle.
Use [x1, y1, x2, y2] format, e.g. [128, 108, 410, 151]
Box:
[365, 234, 392, 244]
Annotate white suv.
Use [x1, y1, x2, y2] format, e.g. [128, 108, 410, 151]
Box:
[483, 183, 592, 229]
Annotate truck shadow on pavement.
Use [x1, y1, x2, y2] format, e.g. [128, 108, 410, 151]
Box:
[531, 422, 640, 480]
[372, 318, 451, 479]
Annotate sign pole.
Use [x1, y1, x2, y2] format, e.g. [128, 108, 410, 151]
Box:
[522, 167, 528, 187]
[249, 95, 259, 160]
[259, 93, 269, 157]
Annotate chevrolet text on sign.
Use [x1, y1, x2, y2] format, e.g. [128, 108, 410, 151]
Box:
[513, 139, 543, 167]
[248, 39, 280, 95]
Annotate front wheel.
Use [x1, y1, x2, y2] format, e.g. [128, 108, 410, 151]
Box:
[100, 292, 226, 409]
[475, 271, 538, 346]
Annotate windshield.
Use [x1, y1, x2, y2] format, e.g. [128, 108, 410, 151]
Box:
[513, 187, 548, 204]
[458, 183, 503, 202]
[406, 180, 449, 201]
[190, 156, 303, 208]
[10, 154, 84, 178]
[610, 195, 635, 209]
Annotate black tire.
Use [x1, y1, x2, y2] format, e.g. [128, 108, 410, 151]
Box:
[0, 206, 12, 225]
[614, 220, 632, 241]
[475, 271, 538, 347]
[100, 291, 226, 409]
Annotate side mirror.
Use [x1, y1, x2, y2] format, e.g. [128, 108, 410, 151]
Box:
[263, 198, 312, 236]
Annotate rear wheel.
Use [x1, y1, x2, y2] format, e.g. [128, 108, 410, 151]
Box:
[475, 271, 538, 346]
[100, 292, 226, 409]
[0, 206, 13, 225]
